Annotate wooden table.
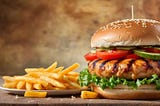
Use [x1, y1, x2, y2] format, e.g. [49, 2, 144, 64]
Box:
[1, 78, 160, 106]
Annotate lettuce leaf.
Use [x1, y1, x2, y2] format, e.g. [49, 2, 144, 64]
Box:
[78, 68, 160, 90]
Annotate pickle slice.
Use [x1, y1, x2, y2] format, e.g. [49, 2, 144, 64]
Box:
[116, 46, 136, 50]
[134, 50, 160, 60]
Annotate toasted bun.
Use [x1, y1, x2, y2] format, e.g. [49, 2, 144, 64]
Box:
[91, 19, 160, 48]
[93, 85, 160, 99]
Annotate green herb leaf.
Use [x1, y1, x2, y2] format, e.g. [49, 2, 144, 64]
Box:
[156, 79, 160, 90]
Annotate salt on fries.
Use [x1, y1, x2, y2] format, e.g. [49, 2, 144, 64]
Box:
[2, 62, 81, 95]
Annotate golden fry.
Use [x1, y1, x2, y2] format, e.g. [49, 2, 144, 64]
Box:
[2, 76, 15, 83]
[81, 91, 98, 99]
[44, 62, 57, 72]
[28, 72, 59, 80]
[65, 75, 78, 82]
[33, 83, 42, 90]
[26, 82, 33, 90]
[17, 81, 26, 89]
[51, 87, 65, 90]
[25, 68, 44, 73]
[52, 67, 64, 73]
[58, 63, 80, 79]
[49, 73, 59, 79]
[63, 76, 81, 89]
[40, 76, 66, 88]
[66, 72, 79, 76]
[46, 84, 55, 90]
[26, 72, 40, 78]
[3, 82, 17, 88]
[24, 91, 47, 98]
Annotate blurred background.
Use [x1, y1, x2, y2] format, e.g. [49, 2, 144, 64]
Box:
[0, 0, 159, 75]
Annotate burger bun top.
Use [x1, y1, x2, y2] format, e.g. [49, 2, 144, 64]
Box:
[91, 19, 160, 48]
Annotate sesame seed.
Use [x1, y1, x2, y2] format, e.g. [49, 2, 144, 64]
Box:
[98, 19, 159, 31]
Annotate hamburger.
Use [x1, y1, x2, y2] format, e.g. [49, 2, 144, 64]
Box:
[79, 19, 160, 99]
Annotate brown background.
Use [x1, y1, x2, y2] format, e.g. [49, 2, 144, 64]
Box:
[0, 0, 159, 75]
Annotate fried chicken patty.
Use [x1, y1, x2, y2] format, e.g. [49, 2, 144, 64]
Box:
[88, 59, 160, 80]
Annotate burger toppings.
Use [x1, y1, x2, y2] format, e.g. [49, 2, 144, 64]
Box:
[82, 50, 160, 89]
[126, 54, 140, 59]
[84, 46, 160, 61]
[134, 50, 160, 60]
[84, 53, 97, 61]
[96, 50, 129, 60]
[79, 68, 160, 90]
[81, 46, 160, 90]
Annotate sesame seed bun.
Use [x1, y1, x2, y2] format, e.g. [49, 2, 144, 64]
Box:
[91, 19, 160, 48]
[93, 85, 160, 99]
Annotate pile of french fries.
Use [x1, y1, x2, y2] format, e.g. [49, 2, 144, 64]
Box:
[3, 62, 81, 91]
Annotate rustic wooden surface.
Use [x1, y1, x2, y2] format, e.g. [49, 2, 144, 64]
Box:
[1, 78, 160, 106]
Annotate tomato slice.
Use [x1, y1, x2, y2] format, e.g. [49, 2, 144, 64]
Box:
[144, 48, 160, 53]
[96, 50, 129, 60]
[126, 54, 140, 59]
[84, 52, 97, 61]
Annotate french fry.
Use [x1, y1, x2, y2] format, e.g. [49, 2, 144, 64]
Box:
[44, 62, 57, 72]
[63, 83, 77, 89]
[46, 84, 55, 90]
[2, 76, 15, 83]
[68, 81, 81, 89]
[17, 81, 26, 89]
[63, 76, 81, 89]
[51, 87, 65, 90]
[25, 68, 44, 73]
[26, 82, 33, 90]
[40, 76, 66, 88]
[26, 72, 41, 78]
[28, 72, 59, 80]
[33, 83, 42, 90]
[27, 71, 52, 78]
[81, 91, 98, 99]
[65, 75, 79, 82]
[49, 73, 59, 79]
[24, 91, 47, 98]
[3, 82, 17, 88]
[52, 67, 64, 73]
[66, 72, 79, 76]
[58, 63, 80, 79]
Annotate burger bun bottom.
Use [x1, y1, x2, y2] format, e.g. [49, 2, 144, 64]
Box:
[93, 85, 160, 99]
